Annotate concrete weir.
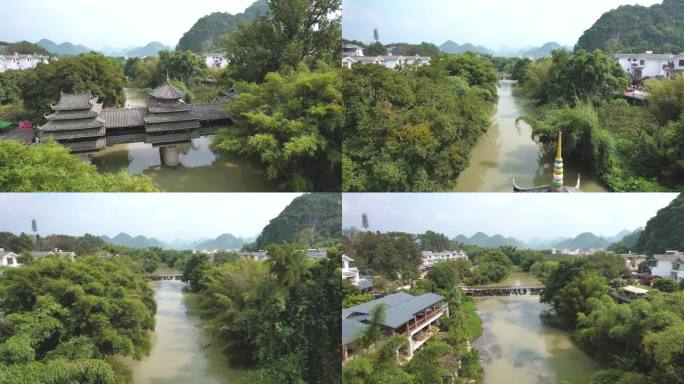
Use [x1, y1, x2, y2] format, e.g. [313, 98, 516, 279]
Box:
[159, 146, 180, 167]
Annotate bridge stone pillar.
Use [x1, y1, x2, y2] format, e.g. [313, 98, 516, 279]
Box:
[159, 145, 180, 167]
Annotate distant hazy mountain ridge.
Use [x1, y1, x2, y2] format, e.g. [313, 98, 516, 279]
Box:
[100, 232, 251, 250]
[438, 40, 568, 58]
[452, 229, 637, 250]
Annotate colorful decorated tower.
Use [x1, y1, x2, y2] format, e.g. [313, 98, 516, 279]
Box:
[551, 132, 564, 191]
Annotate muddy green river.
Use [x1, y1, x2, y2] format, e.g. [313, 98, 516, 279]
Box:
[455, 80, 606, 192]
[127, 280, 243, 384]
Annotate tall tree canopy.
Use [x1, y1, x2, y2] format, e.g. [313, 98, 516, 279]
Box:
[0, 257, 156, 383]
[225, 0, 341, 83]
[20, 53, 126, 120]
[213, 64, 341, 191]
[637, 193, 684, 254]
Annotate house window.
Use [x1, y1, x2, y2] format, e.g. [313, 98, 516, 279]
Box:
[679, 60, 684, 67]
[640, 60, 645, 65]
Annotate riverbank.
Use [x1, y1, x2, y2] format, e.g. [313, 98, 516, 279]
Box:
[455, 80, 607, 192]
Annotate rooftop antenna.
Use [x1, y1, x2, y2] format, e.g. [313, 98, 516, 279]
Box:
[31, 218, 38, 241]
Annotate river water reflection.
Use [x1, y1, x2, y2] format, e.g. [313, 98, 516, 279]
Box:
[455, 80, 606, 192]
[473, 296, 601, 384]
[129, 280, 243, 384]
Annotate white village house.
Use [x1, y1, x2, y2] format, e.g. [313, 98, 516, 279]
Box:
[342, 44, 364, 57]
[341, 255, 374, 292]
[0, 53, 50, 73]
[614, 52, 684, 82]
[342, 54, 431, 70]
[0, 249, 19, 268]
[203, 53, 229, 69]
[651, 250, 684, 282]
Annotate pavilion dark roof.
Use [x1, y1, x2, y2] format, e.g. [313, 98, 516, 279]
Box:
[40, 118, 103, 132]
[150, 83, 186, 100]
[51, 92, 95, 111]
[45, 109, 99, 121]
[41, 127, 106, 140]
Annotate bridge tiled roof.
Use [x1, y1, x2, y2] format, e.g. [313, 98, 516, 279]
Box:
[144, 110, 197, 124]
[191, 103, 231, 121]
[145, 120, 201, 133]
[51, 92, 95, 111]
[106, 133, 148, 145]
[42, 127, 106, 140]
[148, 104, 193, 113]
[101, 108, 146, 128]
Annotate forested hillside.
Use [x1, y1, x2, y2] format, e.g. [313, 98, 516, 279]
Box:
[254, 193, 341, 249]
[637, 194, 684, 254]
[176, 0, 268, 53]
[576, 0, 684, 53]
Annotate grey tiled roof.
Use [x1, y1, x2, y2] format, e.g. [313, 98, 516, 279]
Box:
[150, 83, 186, 99]
[45, 109, 99, 120]
[342, 292, 445, 330]
[191, 103, 231, 121]
[342, 292, 414, 319]
[144, 111, 197, 124]
[101, 108, 146, 128]
[145, 120, 201, 133]
[383, 293, 444, 329]
[39, 118, 103, 132]
[42, 127, 105, 140]
[148, 104, 192, 113]
[342, 319, 369, 345]
[51, 92, 94, 111]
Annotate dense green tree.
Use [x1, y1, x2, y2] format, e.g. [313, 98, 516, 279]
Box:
[154, 50, 208, 85]
[213, 64, 341, 191]
[226, 0, 341, 83]
[0, 140, 161, 192]
[425, 261, 459, 291]
[349, 231, 421, 279]
[418, 231, 451, 251]
[365, 41, 388, 56]
[0, 232, 35, 253]
[0, 257, 155, 383]
[342, 55, 495, 191]
[21, 53, 126, 120]
[521, 49, 628, 106]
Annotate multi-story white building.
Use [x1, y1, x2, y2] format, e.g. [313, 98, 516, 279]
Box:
[651, 250, 684, 282]
[614, 52, 684, 82]
[203, 53, 229, 69]
[342, 54, 431, 70]
[621, 252, 648, 273]
[342, 255, 374, 292]
[551, 248, 605, 256]
[0, 53, 50, 73]
[420, 250, 467, 268]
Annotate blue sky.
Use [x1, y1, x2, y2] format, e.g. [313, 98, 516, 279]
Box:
[0, 193, 301, 241]
[342, 193, 679, 242]
[343, 0, 662, 48]
[0, 0, 255, 49]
